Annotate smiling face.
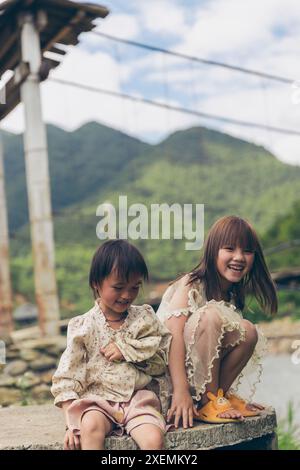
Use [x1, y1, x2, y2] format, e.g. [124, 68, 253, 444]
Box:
[96, 270, 142, 317]
[216, 245, 255, 292]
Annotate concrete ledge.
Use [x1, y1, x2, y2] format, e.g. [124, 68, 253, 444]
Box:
[0, 404, 277, 450]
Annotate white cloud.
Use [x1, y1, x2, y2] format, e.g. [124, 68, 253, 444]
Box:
[93, 13, 140, 39]
[136, 0, 189, 37]
[177, 0, 299, 59]
[1, 45, 197, 143]
[2, 0, 300, 167]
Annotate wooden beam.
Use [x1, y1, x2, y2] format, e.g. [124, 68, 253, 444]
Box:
[0, 22, 18, 61]
[42, 9, 86, 51]
[44, 0, 109, 18]
[0, 62, 30, 121]
[48, 45, 67, 55]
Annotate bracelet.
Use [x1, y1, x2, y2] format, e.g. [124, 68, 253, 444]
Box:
[65, 425, 69, 431]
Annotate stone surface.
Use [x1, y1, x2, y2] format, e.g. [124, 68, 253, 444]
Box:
[18, 337, 66, 352]
[29, 356, 57, 372]
[0, 375, 17, 387]
[5, 351, 21, 360]
[31, 384, 52, 400]
[46, 344, 66, 357]
[16, 371, 41, 390]
[0, 387, 23, 406]
[4, 360, 28, 376]
[0, 404, 277, 450]
[0, 333, 13, 347]
[40, 369, 56, 385]
[260, 318, 300, 354]
[0, 335, 60, 407]
[19, 349, 41, 362]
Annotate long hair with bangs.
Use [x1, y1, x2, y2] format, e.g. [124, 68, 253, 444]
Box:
[188, 216, 278, 314]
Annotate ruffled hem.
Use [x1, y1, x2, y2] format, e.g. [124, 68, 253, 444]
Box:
[229, 325, 268, 401]
[157, 277, 267, 403]
[164, 308, 190, 320]
[185, 299, 247, 401]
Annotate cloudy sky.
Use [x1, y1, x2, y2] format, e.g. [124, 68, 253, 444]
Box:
[1, 0, 300, 165]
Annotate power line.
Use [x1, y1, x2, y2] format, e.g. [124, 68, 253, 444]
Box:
[50, 77, 300, 136]
[91, 31, 294, 85]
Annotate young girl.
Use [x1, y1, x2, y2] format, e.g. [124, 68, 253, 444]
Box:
[51, 240, 172, 450]
[156, 215, 277, 429]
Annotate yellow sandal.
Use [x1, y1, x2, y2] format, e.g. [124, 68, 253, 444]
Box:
[197, 389, 244, 424]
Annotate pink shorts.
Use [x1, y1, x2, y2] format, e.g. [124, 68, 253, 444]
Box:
[66, 390, 166, 436]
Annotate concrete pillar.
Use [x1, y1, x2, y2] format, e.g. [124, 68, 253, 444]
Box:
[0, 130, 14, 336]
[19, 11, 60, 336]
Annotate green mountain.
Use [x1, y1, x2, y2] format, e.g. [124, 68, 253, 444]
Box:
[3, 122, 150, 233]
[263, 200, 300, 270]
[3, 121, 300, 317]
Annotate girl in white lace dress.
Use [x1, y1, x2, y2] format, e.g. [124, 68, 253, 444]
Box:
[156, 216, 277, 429]
[51, 240, 171, 450]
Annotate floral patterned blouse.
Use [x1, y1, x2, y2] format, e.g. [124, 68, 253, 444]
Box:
[51, 302, 172, 408]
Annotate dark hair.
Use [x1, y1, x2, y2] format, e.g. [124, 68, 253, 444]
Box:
[89, 240, 149, 299]
[187, 215, 278, 315]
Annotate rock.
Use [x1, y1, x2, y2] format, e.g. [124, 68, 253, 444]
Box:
[29, 356, 57, 372]
[260, 318, 300, 353]
[46, 345, 66, 357]
[16, 372, 41, 390]
[0, 375, 17, 387]
[20, 349, 40, 362]
[40, 369, 56, 385]
[8, 345, 21, 352]
[31, 384, 52, 401]
[19, 336, 66, 352]
[5, 351, 21, 360]
[0, 387, 23, 406]
[4, 360, 28, 376]
[0, 333, 13, 347]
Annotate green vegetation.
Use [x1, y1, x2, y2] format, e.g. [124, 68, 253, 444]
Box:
[263, 200, 300, 270]
[278, 401, 300, 450]
[4, 122, 300, 321]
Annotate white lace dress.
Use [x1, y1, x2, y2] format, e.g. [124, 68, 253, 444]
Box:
[156, 275, 267, 403]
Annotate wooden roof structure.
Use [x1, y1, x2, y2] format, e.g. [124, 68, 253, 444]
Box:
[0, 0, 109, 120]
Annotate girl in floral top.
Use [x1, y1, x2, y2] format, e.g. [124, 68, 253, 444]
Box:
[51, 240, 172, 450]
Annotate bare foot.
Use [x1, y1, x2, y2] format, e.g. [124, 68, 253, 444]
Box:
[245, 402, 265, 412]
[217, 409, 244, 420]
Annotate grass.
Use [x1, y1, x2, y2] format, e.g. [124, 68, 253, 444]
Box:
[278, 401, 300, 450]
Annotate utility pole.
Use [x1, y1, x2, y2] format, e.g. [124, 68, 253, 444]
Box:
[0, 130, 14, 337]
[19, 11, 60, 336]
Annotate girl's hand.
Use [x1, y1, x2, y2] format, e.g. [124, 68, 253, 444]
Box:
[167, 389, 198, 429]
[63, 429, 81, 450]
[100, 342, 124, 362]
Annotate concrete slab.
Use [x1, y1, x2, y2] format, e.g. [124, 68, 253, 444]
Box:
[0, 404, 277, 450]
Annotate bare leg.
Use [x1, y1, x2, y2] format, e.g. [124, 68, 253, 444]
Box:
[199, 354, 243, 420]
[195, 307, 242, 420]
[130, 423, 164, 450]
[200, 355, 220, 404]
[220, 320, 264, 411]
[80, 410, 113, 450]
